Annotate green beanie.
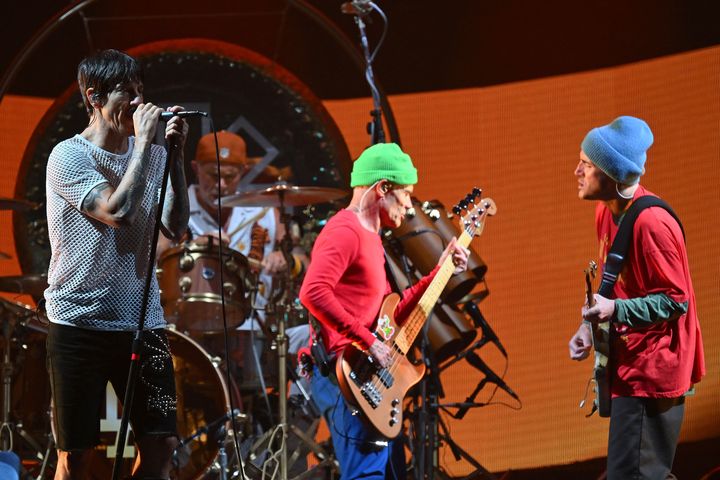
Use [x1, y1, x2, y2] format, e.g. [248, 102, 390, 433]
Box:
[350, 143, 418, 187]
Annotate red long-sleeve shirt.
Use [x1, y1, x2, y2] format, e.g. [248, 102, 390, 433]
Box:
[300, 209, 438, 356]
[597, 186, 705, 398]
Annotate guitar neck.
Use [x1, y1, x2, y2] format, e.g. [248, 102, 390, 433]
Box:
[394, 230, 473, 354]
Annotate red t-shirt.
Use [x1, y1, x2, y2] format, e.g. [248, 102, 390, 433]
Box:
[596, 186, 705, 398]
[300, 209, 437, 356]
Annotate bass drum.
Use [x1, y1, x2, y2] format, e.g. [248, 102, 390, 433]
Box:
[158, 237, 251, 334]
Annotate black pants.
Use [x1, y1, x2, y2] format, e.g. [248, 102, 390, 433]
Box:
[607, 396, 685, 480]
[46, 323, 178, 451]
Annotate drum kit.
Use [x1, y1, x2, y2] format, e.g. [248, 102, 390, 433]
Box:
[0, 185, 347, 479]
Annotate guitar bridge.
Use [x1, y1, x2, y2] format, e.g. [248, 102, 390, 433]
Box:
[360, 383, 382, 409]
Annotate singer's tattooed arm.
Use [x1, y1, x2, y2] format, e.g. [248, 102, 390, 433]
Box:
[159, 110, 189, 241]
[81, 140, 154, 227]
[160, 147, 189, 241]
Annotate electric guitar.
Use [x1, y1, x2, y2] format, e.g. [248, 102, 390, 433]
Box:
[583, 261, 611, 417]
[336, 188, 496, 438]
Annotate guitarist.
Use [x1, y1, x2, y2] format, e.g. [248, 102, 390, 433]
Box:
[568, 116, 705, 480]
[299, 143, 468, 479]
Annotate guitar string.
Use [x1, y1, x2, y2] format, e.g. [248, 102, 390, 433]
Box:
[366, 213, 481, 413]
[375, 215, 478, 384]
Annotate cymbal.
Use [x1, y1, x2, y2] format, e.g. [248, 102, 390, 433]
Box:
[0, 197, 39, 212]
[219, 183, 348, 208]
[0, 274, 48, 298]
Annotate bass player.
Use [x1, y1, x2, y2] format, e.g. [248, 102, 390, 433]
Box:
[299, 143, 469, 479]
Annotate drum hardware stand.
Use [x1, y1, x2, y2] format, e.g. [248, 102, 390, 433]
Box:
[285, 360, 337, 479]
[0, 303, 45, 461]
[36, 429, 55, 480]
[243, 362, 334, 480]
[244, 190, 336, 479]
[174, 409, 246, 480]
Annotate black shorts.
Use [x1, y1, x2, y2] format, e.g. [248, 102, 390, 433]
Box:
[46, 323, 178, 451]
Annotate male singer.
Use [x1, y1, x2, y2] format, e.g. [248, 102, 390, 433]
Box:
[44, 49, 189, 479]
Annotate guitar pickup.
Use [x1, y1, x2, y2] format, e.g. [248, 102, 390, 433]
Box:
[349, 370, 363, 388]
[376, 368, 394, 388]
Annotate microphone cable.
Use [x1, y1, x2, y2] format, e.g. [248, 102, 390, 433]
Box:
[208, 120, 250, 480]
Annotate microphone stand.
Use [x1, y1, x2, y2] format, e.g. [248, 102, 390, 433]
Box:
[415, 314, 446, 480]
[111, 140, 177, 480]
[348, 1, 387, 145]
[384, 243, 444, 480]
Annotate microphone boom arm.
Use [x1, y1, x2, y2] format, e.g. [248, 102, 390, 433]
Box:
[343, 0, 388, 144]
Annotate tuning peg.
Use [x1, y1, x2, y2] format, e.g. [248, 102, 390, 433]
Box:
[472, 187, 482, 199]
[465, 194, 475, 205]
[483, 201, 491, 209]
[452, 205, 462, 215]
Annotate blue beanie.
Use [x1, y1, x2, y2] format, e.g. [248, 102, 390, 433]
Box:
[581, 116, 654, 185]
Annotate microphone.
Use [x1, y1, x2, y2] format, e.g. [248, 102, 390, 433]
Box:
[341, 0, 372, 15]
[465, 301, 507, 357]
[465, 352, 519, 401]
[159, 110, 208, 121]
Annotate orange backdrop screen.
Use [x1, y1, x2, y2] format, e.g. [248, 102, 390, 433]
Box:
[1, 46, 718, 473]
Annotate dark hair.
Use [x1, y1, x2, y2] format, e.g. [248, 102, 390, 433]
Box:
[77, 49, 143, 116]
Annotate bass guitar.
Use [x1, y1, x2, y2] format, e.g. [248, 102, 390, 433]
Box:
[336, 188, 496, 438]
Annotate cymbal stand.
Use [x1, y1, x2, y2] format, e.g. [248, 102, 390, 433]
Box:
[266, 190, 292, 479]
[254, 192, 335, 479]
[0, 304, 44, 458]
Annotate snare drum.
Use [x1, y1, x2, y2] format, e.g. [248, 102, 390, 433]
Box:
[158, 238, 251, 333]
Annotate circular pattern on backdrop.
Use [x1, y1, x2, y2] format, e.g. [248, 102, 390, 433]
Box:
[13, 38, 352, 274]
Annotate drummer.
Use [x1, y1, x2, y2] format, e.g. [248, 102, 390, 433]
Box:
[158, 130, 310, 380]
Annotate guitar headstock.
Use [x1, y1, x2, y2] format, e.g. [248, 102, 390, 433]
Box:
[584, 260, 597, 306]
[452, 187, 497, 237]
[584, 260, 597, 280]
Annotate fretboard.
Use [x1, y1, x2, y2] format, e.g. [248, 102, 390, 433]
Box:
[393, 229, 473, 354]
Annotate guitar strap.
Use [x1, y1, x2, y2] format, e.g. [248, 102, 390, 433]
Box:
[597, 195, 685, 298]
